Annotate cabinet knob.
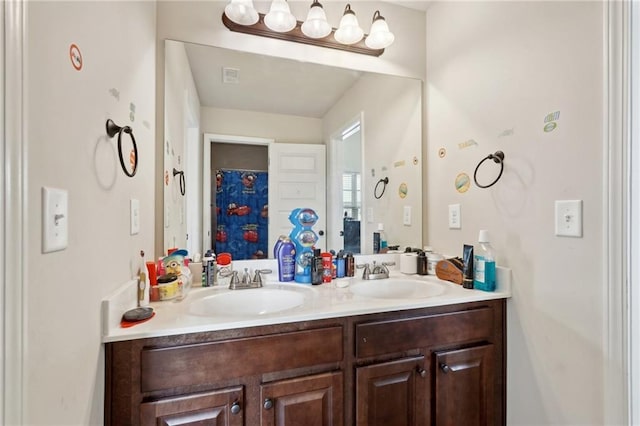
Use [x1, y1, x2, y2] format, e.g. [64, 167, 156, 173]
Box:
[440, 363, 451, 373]
[263, 398, 274, 410]
[231, 401, 241, 415]
[416, 367, 427, 378]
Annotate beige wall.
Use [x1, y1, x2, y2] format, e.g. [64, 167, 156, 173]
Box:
[425, 1, 605, 423]
[25, 1, 156, 424]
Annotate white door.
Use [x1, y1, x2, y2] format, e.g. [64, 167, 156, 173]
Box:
[269, 143, 327, 253]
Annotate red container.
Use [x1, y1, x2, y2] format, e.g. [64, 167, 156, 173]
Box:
[321, 253, 333, 283]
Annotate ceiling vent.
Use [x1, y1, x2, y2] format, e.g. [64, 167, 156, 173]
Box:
[222, 67, 240, 84]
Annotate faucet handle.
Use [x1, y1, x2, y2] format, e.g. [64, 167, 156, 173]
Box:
[251, 269, 272, 286]
[241, 268, 251, 284]
[356, 263, 371, 279]
[229, 270, 240, 286]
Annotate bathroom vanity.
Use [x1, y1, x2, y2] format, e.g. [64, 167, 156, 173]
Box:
[103, 267, 509, 425]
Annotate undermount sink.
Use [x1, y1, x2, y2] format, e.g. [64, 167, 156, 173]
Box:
[349, 278, 446, 300]
[188, 284, 312, 317]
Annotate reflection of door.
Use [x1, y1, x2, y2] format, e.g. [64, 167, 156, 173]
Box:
[269, 143, 326, 252]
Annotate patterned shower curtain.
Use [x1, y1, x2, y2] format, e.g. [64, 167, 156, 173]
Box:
[214, 169, 268, 260]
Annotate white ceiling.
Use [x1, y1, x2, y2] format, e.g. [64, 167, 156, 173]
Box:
[185, 43, 364, 118]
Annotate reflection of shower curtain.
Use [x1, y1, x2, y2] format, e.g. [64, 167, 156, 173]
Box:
[215, 169, 268, 260]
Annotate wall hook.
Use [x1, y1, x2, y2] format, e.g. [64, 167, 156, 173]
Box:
[173, 168, 185, 196]
[473, 151, 505, 189]
[106, 119, 138, 178]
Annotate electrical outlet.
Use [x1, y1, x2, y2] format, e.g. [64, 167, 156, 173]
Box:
[448, 204, 461, 229]
[555, 200, 582, 237]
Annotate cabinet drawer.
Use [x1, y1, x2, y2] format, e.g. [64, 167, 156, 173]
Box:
[355, 307, 493, 358]
[141, 326, 343, 393]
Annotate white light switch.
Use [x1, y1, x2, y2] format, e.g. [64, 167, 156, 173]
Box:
[367, 207, 374, 223]
[42, 187, 68, 253]
[448, 204, 461, 229]
[555, 200, 582, 237]
[130, 198, 140, 235]
[403, 206, 411, 226]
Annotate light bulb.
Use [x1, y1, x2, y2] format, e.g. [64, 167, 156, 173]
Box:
[224, 0, 259, 26]
[365, 11, 394, 49]
[301, 0, 332, 39]
[334, 4, 363, 45]
[264, 0, 297, 33]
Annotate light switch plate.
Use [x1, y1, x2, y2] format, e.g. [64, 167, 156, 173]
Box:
[130, 198, 140, 235]
[448, 204, 461, 229]
[42, 187, 68, 253]
[366, 207, 374, 223]
[555, 200, 582, 237]
[403, 206, 411, 226]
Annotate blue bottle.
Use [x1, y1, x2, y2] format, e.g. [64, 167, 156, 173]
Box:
[473, 230, 496, 292]
[276, 237, 296, 282]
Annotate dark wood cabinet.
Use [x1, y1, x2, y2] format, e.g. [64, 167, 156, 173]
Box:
[105, 299, 505, 426]
[355, 356, 428, 426]
[140, 386, 244, 426]
[260, 371, 343, 426]
[434, 344, 495, 426]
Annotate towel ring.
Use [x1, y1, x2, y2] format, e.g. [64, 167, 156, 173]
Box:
[374, 177, 389, 199]
[173, 168, 185, 196]
[473, 151, 505, 189]
[106, 119, 138, 178]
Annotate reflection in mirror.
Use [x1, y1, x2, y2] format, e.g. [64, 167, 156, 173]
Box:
[163, 39, 423, 259]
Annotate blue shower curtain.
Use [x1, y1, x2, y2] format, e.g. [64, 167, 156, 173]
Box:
[215, 169, 268, 260]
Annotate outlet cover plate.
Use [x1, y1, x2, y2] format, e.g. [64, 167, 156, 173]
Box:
[555, 200, 582, 237]
[448, 204, 461, 229]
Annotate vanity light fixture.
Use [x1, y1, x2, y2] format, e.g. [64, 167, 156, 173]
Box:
[364, 11, 395, 49]
[222, 0, 393, 56]
[334, 4, 364, 45]
[264, 0, 296, 33]
[301, 0, 332, 39]
[224, 0, 259, 25]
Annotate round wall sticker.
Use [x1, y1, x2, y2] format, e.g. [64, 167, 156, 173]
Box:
[399, 182, 408, 199]
[455, 173, 470, 193]
[69, 44, 82, 71]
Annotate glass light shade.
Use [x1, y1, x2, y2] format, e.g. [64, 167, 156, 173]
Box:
[334, 5, 363, 45]
[264, 0, 297, 33]
[365, 12, 394, 49]
[224, 0, 259, 26]
[301, 1, 332, 39]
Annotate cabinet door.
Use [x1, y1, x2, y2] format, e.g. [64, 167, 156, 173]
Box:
[260, 371, 343, 426]
[355, 356, 428, 426]
[140, 386, 244, 426]
[434, 344, 494, 426]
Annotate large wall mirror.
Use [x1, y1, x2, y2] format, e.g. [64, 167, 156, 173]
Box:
[163, 39, 423, 260]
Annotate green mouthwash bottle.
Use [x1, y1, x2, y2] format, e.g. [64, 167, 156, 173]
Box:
[473, 230, 496, 292]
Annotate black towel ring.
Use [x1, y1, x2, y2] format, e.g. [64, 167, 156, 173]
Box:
[106, 119, 138, 178]
[173, 168, 186, 196]
[473, 151, 505, 189]
[374, 177, 389, 199]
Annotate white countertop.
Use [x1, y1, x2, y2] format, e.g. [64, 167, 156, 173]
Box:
[102, 257, 511, 343]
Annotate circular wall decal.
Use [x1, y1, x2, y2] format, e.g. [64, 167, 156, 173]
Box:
[455, 173, 471, 193]
[544, 122, 557, 132]
[399, 182, 408, 199]
[69, 44, 83, 71]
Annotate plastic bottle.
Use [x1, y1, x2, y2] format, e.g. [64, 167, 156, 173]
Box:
[336, 251, 345, 278]
[473, 230, 496, 291]
[346, 252, 355, 277]
[202, 250, 216, 287]
[311, 249, 323, 285]
[377, 223, 388, 253]
[276, 237, 296, 282]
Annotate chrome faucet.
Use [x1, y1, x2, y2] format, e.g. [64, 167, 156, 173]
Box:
[228, 268, 272, 290]
[357, 261, 396, 280]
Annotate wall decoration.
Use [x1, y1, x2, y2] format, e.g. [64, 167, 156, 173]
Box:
[394, 160, 406, 168]
[438, 148, 446, 158]
[108, 88, 120, 101]
[69, 43, 82, 71]
[398, 182, 408, 199]
[164, 170, 169, 186]
[458, 139, 478, 149]
[498, 128, 514, 137]
[543, 110, 560, 132]
[455, 172, 471, 193]
[215, 169, 268, 260]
